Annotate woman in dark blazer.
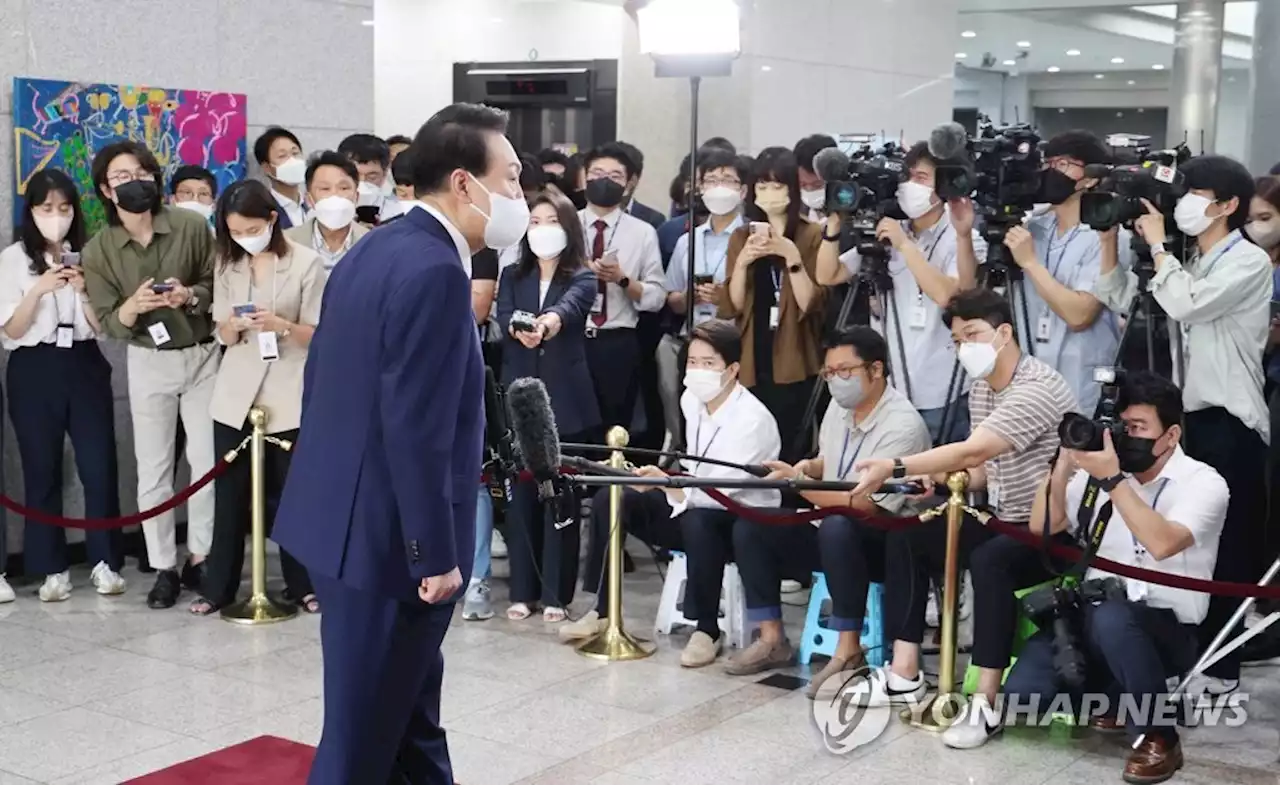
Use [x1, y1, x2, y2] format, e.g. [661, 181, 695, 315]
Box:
[497, 190, 601, 622]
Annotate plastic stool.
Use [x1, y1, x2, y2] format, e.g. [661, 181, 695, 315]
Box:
[798, 573, 887, 666]
[653, 551, 749, 648]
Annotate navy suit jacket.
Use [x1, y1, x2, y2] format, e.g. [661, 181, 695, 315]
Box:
[496, 264, 601, 438]
[273, 208, 484, 602]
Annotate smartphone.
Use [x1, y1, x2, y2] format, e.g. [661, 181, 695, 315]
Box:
[150, 283, 174, 294]
[355, 205, 381, 225]
[233, 303, 257, 318]
[750, 221, 772, 240]
[60, 251, 81, 267]
[693, 274, 715, 286]
[599, 250, 620, 267]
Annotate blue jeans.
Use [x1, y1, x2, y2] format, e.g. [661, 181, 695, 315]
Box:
[471, 486, 493, 584]
[918, 395, 970, 446]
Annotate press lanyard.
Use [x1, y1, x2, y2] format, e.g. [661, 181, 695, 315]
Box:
[1045, 219, 1083, 282]
[837, 426, 868, 480]
[1198, 234, 1244, 279]
[697, 226, 730, 280]
[693, 417, 721, 459]
[770, 266, 782, 300]
[1130, 478, 1171, 561]
[914, 223, 951, 299]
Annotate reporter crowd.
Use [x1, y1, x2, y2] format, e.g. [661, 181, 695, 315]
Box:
[3, 116, 1280, 785]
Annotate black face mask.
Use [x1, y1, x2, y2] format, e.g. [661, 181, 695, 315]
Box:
[586, 178, 626, 209]
[1038, 169, 1080, 206]
[114, 179, 159, 215]
[1116, 430, 1168, 474]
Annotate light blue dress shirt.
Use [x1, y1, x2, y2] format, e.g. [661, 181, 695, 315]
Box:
[664, 214, 744, 331]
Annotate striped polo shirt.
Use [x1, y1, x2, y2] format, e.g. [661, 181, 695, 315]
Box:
[969, 355, 1078, 522]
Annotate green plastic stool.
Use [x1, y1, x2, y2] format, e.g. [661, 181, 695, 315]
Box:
[961, 580, 1061, 696]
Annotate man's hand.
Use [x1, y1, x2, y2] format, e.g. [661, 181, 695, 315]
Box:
[163, 278, 192, 308]
[630, 464, 666, 493]
[763, 460, 800, 482]
[851, 457, 896, 498]
[1134, 199, 1167, 248]
[419, 567, 462, 604]
[1066, 429, 1121, 481]
[1002, 226, 1038, 269]
[949, 197, 976, 234]
[129, 278, 167, 315]
[695, 282, 722, 305]
[592, 256, 625, 283]
[875, 217, 909, 251]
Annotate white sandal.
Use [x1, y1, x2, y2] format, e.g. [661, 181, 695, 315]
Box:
[543, 606, 567, 623]
[507, 602, 534, 621]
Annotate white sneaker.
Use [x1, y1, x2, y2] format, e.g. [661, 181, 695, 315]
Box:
[926, 588, 940, 628]
[0, 574, 14, 604]
[942, 695, 1003, 749]
[491, 529, 508, 559]
[843, 665, 928, 708]
[1186, 673, 1240, 697]
[925, 574, 972, 625]
[781, 579, 803, 594]
[38, 571, 72, 603]
[91, 562, 127, 596]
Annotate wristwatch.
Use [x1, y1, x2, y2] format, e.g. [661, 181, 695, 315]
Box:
[822, 231, 840, 242]
[617, 276, 631, 289]
[788, 263, 802, 274]
[891, 458, 907, 479]
[1098, 473, 1125, 492]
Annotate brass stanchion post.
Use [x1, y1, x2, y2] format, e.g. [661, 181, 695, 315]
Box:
[577, 426, 656, 661]
[905, 470, 968, 730]
[223, 408, 298, 625]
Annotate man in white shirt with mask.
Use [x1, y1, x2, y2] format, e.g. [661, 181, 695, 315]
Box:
[817, 142, 986, 445]
[285, 151, 370, 272]
[795, 134, 839, 223]
[254, 126, 307, 229]
[1096, 153, 1271, 691]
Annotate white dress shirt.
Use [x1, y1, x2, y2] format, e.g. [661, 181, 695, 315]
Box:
[665, 214, 744, 331]
[311, 220, 356, 271]
[0, 242, 96, 350]
[579, 206, 665, 330]
[271, 187, 306, 228]
[840, 209, 987, 411]
[1070, 447, 1227, 625]
[412, 201, 474, 276]
[815, 385, 933, 520]
[670, 385, 782, 515]
[1095, 229, 1271, 443]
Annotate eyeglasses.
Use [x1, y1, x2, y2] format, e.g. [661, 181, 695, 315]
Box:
[820, 363, 867, 381]
[1043, 158, 1084, 175]
[702, 177, 741, 188]
[587, 168, 628, 185]
[107, 170, 153, 186]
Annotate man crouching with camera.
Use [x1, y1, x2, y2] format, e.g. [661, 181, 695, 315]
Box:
[952, 371, 1227, 784]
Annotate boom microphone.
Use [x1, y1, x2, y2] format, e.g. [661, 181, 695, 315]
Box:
[813, 147, 852, 184]
[928, 122, 970, 161]
[506, 377, 561, 501]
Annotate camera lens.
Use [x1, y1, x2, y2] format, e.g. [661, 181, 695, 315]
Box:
[1058, 413, 1101, 451]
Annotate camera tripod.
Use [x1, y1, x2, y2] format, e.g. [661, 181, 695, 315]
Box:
[1110, 237, 1184, 384]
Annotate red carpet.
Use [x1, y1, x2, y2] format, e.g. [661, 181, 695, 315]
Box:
[123, 735, 315, 784]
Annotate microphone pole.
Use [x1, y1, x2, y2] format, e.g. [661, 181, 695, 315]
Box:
[560, 442, 771, 478]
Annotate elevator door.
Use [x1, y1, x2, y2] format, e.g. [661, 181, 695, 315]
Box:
[502, 106, 595, 155]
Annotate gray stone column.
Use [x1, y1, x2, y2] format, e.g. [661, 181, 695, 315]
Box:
[1166, 0, 1226, 153]
[1247, 0, 1280, 172]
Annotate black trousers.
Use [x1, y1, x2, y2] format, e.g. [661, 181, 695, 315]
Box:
[8, 342, 122, 576]
[583, 488, 734, 638]
[735, 515, 886, 633]
[205, 421, 311, 606]
[506, 478, 580, 607]
[751, 376, 818, 464]
[634, 312, 666, 450]
[1184, 407, 1269, 681]
[1004, 599, 1197, 743]
[585, 327, 640, 431]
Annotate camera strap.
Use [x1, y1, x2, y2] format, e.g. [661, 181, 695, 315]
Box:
[1038, 465, 1115, 580]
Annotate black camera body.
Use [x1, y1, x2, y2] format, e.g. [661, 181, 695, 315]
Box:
[1022, 577, 1127, 688]
[510, 310, 539, 333]
[825, 144, 907, 268]
[1058, 367, 1124, 451]
[1080, 146, 1191, 232]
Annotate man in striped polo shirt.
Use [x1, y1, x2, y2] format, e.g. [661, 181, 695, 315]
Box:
[847, 288, 1078, 716]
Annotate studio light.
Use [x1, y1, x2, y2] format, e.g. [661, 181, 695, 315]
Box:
[637, 0, 741, 76]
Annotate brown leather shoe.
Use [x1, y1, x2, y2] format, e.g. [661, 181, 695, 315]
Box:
[1123, 734, 1183, 784]
[1089, 715, 1125, 734]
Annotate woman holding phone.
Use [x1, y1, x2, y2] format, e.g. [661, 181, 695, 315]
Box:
[190, 180, 326, 615]
[496, 190, 600, 621]
[0, 168, 123, 603]
[719, 147, 825, 463]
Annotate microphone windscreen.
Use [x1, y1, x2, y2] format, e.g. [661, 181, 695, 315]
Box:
[813, 147, 851, 183]
[506, 377, 561, 483]
[928, 122, 970, 161]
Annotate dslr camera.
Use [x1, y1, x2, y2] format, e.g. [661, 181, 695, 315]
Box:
[1022, 577, 1127, 688]
[1057, 367, 1124, 451]
[1080, 143, 1192, 233]
[825, 143, 907, 268]
[935, 121, 1043, 267]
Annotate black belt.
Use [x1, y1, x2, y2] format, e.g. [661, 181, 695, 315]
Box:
[585, 325, 637, 340]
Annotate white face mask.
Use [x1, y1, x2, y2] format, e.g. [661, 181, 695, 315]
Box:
[527, 224, 568, 259]
[684, 368, 729, 403]
[957, 334, 1005, 380]
[701, 186, 743, 216]
[1248, 219, 1280, 251]
[173, 201, 214, 222]
[897, 181, 937, 220]
[1174, 193, 1219, 237]
[357, 180, 384, 208]
[273, 157, 307, 187]
[801, 188, 826, 211]
[468, 174, 530, 250]
[313, 195, 357, 230]
[32, 213, 73, 244]
[234, 227, 273, 256]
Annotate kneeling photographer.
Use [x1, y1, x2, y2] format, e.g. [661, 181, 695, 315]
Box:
[951, 372, 1226, 784]
[1095, 154, 1271, 689]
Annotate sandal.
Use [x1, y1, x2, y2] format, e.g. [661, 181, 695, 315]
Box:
[298, 594, 321, 614]
[543, 607, 567, 623]
[189, 597, 220, 616]
[507, 602, 535, 621]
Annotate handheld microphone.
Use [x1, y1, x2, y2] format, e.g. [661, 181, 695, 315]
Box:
[506, 377, 561, 502]
[928, 122, 970, 161]
[813, 147, 852, 184]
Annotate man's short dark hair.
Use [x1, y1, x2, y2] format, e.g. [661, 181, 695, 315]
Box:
[391, 149, 414, 186]
[942, 288, 1014, 334]
[338, 133, 391, 169]
[1043, 130, 1110, 166]
[1181, 154, 1256, 231]
[519, 153, 544, 193]
[903, 141, 940, 172]
[698, 148, 747, 183]
[794, 134, 838, 174]
[824, 326, 889, 374]
[306, 150, 359, 188]
[409, 103, 510, 195]
[253, 126, 301, 165]
[386, 134, 413, 148]
[1269, 161, 1280, 177]
[702, 137, 737, 155]
[1117, 371, 1183, 432]
[690, 319, 742, 366]
[615, 141, 645, 177]
[169, 164, 217, 196]
[583, 142, 638, 181]
[91, 140, 163, 224]
[538, 148, 571, 170]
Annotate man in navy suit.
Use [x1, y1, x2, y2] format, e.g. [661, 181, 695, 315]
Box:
[274, 102, 528, 785]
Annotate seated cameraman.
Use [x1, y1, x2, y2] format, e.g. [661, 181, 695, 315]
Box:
[849, 288, 1077, 709]
[957, 130, 1119, 416]
[726, 327, 931, 686]
[815, 142, 986, 444]
[1096, 154, 1271, 691]
[956, 372, 1226, 783]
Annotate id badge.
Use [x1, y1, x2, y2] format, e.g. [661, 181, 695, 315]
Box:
[769, 305, 780, 331]
[147, 321, 171, 346]
[591, 292, 604, 314]
[1036, 314, 1052, 344]
[55, 324, 74, 349]
[987, 479, 1000, 511]
[258, 331, 280, 363]
[909, 302, 928, 330]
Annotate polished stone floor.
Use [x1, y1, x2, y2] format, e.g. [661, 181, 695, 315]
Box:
[0, 551, 1276, 785]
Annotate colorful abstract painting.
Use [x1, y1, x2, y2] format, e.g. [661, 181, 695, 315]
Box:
[12, 77, 247, 234]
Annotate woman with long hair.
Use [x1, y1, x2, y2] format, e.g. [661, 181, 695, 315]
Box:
[495, 190, 600, 621]
[0, 168, 123, 602]
[190, 179, 325, 615]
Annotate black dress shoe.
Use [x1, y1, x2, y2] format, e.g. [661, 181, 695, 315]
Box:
[147, 570, 182, 609]
[180, 560, 205, 593]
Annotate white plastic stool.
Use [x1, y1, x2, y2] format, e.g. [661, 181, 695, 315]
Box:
[653, 551, 749, 649]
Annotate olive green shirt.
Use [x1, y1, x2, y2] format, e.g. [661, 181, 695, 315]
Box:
[82, 207, 215, 349]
